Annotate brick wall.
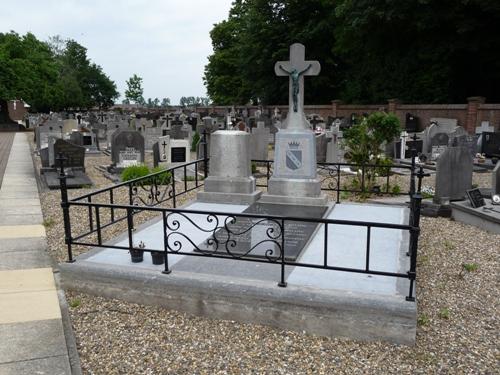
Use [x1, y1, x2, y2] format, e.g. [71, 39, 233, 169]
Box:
[193, 98, 500, 133]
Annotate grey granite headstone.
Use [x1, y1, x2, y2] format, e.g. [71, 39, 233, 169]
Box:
[315, 133, 327, 163]
[197, 130, 261, 204]
[422, 119, 460, 156]
[434, 146, 473, 203]
[250, 122, 270, 160]
[152, 142, 160, 168]
[493, 161, 500, 195]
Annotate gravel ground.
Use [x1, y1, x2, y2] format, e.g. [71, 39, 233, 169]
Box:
[30, 134, 499, 374]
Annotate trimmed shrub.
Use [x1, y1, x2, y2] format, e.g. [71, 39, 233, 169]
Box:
[121, 164, 151, 182]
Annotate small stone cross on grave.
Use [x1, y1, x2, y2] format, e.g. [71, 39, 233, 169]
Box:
[275, 43, 320, 130]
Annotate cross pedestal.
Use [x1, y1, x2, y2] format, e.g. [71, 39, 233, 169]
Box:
[260, 43, 327, 206]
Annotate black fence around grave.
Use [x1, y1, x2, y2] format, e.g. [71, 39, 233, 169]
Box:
[252, 159, 413, 202]
[57, 145, 426, 302]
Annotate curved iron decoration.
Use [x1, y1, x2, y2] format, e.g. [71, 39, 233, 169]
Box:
[164, 212, 283, 262]
[130, 175, 174, 206]
[317, 165, 340, 190]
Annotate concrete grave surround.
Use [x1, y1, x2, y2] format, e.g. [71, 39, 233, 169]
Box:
[261, 43, 327, 206]
[434, 146, 473, 203]
[198, 130, 261, 204]
[59, 201, 415, 345]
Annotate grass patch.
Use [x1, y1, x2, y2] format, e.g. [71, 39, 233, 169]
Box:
[69, 298, 81, 308]
[443, 240, 455, 250]
[417, 313, 430, 326]
[417, 254, 429, 266]
[462, 263, 478, 272]
[439, 307, 450, 320]
[42, 218, 55, 228]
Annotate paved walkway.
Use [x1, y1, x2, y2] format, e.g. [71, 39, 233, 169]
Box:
[0, 133, 73, 374]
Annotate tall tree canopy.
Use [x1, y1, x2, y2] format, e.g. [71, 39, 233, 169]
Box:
[0, 32, 118, 111]
[204, 0, 500, 105]
[125, 74, 145, 105]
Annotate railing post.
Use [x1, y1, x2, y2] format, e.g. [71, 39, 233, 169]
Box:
[278, 219, 287, 287]
[162, 210, 172, 274]
[128, 183, 134, 230]
[406, 192, 422, 302]
[409, 133, 418, 197]
[202, 129, 208, 179]
[57, 153, 74, 263]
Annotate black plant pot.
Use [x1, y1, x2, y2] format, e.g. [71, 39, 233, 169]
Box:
[130, 249, 144, 263]
[151, 252, 164, 265]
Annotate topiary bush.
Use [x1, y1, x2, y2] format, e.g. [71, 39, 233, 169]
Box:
[121, 165, 172, 185]
[150, 166, 172, 185]
[121, 164, 151, 182]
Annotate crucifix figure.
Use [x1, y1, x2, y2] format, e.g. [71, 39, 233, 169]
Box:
[274, 43, 320, 129]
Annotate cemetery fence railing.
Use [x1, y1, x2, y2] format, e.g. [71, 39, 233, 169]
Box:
[57, 155, 426, 302]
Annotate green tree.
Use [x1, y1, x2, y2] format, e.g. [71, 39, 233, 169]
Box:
[125, 74, 144, 104]
[205, 0, 500, 104]
[161, 97, 170, 107]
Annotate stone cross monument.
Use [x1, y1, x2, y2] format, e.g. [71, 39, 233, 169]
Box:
[274, 43, 321, 130]
[260, 43, 327, 206]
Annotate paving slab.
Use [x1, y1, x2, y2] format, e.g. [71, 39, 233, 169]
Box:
[0, 214, 43, 225]
[0, 225, 45, 240]
[0, 355, 71, 375]
[0, 250, 52, 270]
[0, 320, 68, 363]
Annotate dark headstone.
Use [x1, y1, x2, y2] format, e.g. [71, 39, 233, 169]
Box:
[466, 188, 485, 208]
[197, 203, 327, 261]
[153, 142, 160, 168]
[53, 139, 85, 169]
[69, 132, 84, 146]
[479, 132, 500, 157]
[405, 113, 419, 133]
[111, 130, 145, 167]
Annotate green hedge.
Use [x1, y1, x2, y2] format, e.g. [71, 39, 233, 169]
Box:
[121, 165, 172, 185]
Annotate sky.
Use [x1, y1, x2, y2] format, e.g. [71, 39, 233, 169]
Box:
[2, 0, 234, 104]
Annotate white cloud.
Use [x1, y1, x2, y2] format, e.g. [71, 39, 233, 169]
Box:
[1, 0, 233, 104]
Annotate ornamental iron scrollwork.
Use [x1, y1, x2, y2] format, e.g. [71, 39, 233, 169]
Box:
[164, 212, 283, 262]
[317, 165, 340, 191]
[130, 175, 174, 206]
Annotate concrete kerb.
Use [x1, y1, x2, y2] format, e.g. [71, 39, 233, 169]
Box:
[60, 260, 416, 345]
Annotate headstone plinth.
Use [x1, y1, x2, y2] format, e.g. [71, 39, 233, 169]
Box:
[197, 130, 261, 204]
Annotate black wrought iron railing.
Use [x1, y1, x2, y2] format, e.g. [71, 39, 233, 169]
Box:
[252, 159, 414, 203]
[57, 136, 426, 302]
